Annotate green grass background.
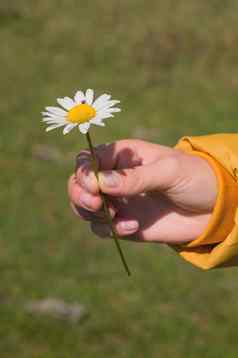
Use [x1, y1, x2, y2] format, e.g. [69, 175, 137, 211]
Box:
[1, 0, 238, 357]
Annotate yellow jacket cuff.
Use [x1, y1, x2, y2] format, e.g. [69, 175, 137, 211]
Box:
[171, 134, 238, 269]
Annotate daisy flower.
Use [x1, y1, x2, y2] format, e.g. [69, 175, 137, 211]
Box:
[42, 89, 121, 135]
[41, 89, 131, 275]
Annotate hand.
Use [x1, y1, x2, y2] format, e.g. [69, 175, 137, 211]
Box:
[68, 139, 217, 244]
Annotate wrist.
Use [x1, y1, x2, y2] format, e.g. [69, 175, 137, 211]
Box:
[182, 150, 238, 247]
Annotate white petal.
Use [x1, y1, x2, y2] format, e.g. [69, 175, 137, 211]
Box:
[74, 90, 85, 104]
[63, 123, 76, 135]
[90, 116, 106, 126]
[46, 123, 66, 132]
[44, 120, 65, 126]
[57, 97, 75, 110]
[42, 111, 53, 117]
[85, 89, 94, 105]
[44, 120, 67, 126]
[78, 122, 90, 134]
[42, 111, 66, 119]
[92, 94, 111, 110]
[42, 117, 66, 123]
[95, 122, 105, 127]
[42, 116, 67, 124]
[90, 116, 102, 124]
[97, 108, 120, 118]
[107, 107, 121, 113]
[97, 113, 114, 120]
[46, 106, 67, 116]
[94, 100, 120, 112]
[97, 108, 117, 117]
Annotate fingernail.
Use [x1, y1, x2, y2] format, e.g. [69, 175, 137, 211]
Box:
[80, 192, 93, 209]
[121, 221, 138, 232]
[99, 171, 119, 188]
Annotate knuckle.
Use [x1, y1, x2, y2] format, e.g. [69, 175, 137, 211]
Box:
[120, 168, 142, 195]
[117, 139, 132, 147]
[95, 143, 111, 155]
[129, 170, 143, 194]
[94, 143, 114, 169]
[75, 150, 90, 171]
[119, 138, 143, 147]
[117, 139, 143, 155]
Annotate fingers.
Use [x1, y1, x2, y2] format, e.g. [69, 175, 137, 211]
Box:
[68, 174, 116, 220]
[78, 139, 174, 171]
[75, 140, 143, 195]
[70, 139, 181, 243]
[75, 139, 175, 197]
[68, 174, 140, 238]
[70, 202, 106, 221]
[83, 140, 143, 170]
[114, 219, 139, 236]
[75, 154, 99, 195]
[68, 174, 102, 212]
[98, 155, 181, 197]
[91, 218, 139, 238]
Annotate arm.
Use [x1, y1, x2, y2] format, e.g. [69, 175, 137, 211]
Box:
[174, 134, 238, 269]
[68, 134, 238, 270]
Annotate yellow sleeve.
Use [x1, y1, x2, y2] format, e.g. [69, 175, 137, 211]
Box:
[171, 134, 238, 270]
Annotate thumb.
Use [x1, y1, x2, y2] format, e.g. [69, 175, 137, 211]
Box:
[98, 155, 180, 196]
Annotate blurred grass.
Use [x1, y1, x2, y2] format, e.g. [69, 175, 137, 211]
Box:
[1, 0, 238, 357]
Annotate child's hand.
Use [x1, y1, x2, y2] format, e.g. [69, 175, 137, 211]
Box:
[68, 139, 217, 244]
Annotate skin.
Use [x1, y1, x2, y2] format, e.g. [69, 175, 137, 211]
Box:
[68, 139, 218, 244]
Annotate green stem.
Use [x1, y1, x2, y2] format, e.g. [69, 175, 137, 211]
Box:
[86, 131, 131, 276]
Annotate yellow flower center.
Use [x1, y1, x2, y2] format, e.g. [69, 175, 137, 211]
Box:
[67, 104, 96, 124]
